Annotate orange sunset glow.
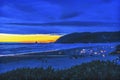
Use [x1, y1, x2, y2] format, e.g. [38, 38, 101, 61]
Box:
[0, 33, 61, 43]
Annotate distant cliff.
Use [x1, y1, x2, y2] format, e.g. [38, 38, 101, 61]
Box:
[55, 32, 120, 43]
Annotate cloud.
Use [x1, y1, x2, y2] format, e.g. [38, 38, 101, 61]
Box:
[5, 21, 119, 27]
[0, 0, 62, 22]
[0, 0, 119, 34]
[0, 0, 118, 23]
[0, 24, 63, 34]
[0, 23, 119, 34]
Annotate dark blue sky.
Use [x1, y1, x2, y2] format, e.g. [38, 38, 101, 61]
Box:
[0, 0, 119, 34]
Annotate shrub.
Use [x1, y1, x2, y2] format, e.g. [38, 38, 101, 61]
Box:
[0, 60, 120, 80]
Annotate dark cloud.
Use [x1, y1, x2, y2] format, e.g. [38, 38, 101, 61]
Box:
[0, 0, 105, 21]
[5, 21, 119, 27]
[0, 24, 119, 34]
[0, 0, 119, 34]
[101, 0, 112, 3]
[0, 0, 119, 22]
[60, 12, 81, 19]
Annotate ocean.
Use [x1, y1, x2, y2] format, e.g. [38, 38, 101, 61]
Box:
[0, 42, 119, 55]
[0, 42, 119, 73]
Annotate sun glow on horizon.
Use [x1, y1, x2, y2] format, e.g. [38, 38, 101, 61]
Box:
[0, 33, 61, 43]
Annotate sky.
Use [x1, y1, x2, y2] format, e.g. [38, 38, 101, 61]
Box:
[0, 33, 60, 43]
[0, 0, 119, 43]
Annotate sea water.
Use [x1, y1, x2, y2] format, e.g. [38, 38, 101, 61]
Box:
[0, 42, 119, 55]
[0, 42, 119, 73]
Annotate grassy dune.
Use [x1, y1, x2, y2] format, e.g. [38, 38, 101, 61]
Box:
[0, 60, 120, 80]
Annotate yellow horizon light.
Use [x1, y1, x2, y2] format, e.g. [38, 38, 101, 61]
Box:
[0, 33, 61, 43]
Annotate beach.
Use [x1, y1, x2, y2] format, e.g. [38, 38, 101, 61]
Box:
[0, 43, 120, 73]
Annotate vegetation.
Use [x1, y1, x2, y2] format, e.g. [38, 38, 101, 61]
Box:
[111, 44, 120, 55]
[0, 60, 120, 80]
[55, 32, 120, 43]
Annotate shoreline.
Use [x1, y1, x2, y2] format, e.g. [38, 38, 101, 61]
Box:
[0, 47, 84, 63]
[0, 46, 119, 63]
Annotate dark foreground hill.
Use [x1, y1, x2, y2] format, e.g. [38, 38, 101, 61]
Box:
[0, 60, 120, 80]
[55, 32, 120, 43]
